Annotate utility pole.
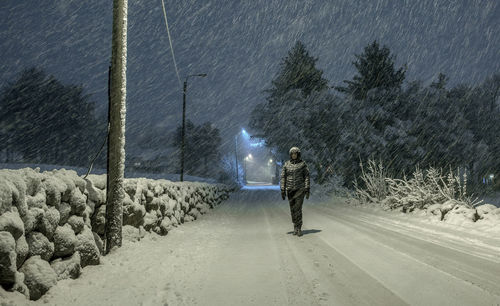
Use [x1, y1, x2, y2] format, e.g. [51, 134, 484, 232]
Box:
[105, 0, 127, 254]
[180, 80, 187, 182]
[180, 74, 206, 182]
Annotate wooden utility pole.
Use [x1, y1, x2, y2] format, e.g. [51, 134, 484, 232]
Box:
[105, 0, 127, 254]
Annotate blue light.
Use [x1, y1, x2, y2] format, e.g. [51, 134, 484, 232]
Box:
[241, 129, 249, 139]
[249, 140, 265, 147]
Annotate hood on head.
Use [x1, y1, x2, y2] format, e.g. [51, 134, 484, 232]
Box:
[289, 147, 301, 159]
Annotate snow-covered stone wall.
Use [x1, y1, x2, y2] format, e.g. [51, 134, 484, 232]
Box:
[0, 168, 230, 300]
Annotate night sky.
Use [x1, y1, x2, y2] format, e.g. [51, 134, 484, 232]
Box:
[1, 0, 498, 155]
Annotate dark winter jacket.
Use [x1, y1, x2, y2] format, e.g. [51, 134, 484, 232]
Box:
[280, 158, 310, 192]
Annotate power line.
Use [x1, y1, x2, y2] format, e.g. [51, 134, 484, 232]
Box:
[160, 0, 182, 90]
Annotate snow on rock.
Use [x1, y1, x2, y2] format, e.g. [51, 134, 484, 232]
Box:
[52, 225, 77, 258]
[122, 225, 146, 242]
[159, 217, 172, 235]
[26, 191, 46, 209]
[91, 205, 106, 235]
[19, 255, 57, 300]
[123, 201, 145, 228]
[0, 210, 25, 240]
[75, 226, 100, 268]
[69, 188, 87, 216]
[50, 170, 77, 202]
[56, 202, 71, 225]
[442, 204, 478, 225]
[11, 271, 29, 298]
[476, 204, 498, 220]
[67, 215, 85, 235]
[24, 207, 44, 234]
[0, 181, 14, 214]
[37, 206, 60, 239]
[426, 203, 443, 220]
[42, 174, 66, 207]
[188, 208, 201, 220]
[21, 169, 42, 196]
[50, 251, 81, 281]
[440, 199, 459, 215]
[85, 178, 105, 205]
[196, 203, 210, 215]
[143, 212, 158, 231]
[0, 231, 17, 286]
[26, 231, 54, 261]
[92, 232, 104, 255]
[15, 234, 29, 269]
[86, 174, 106, 190]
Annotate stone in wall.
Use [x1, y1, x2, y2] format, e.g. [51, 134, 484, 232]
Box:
[0, 231, 17, 286]
[37, 207, 60, 240]
[75, 226, 100, 268]
[26, 231, 54, 261]
[19, 255, 57, 301]
[15, 234, 29, 269]
[53, 225, 77, 258]
[0, 210, 24, 240]
[67, 215, 85, 235]
[50, 251, 81, 281]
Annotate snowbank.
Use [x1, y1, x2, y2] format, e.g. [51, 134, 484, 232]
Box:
[350, 196, 500, 235]
[0, 168, 231, 300]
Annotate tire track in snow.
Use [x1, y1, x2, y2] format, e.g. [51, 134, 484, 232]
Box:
[308, 205, 500, 305]
[267, 202, 407, 306]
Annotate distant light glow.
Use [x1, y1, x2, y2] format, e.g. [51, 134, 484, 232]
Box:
[249, 140, 265, 147]
[490, 174, 494, 179]
[241, 129, 249, 139]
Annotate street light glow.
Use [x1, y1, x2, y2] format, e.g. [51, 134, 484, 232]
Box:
[241, 129, 249, 139]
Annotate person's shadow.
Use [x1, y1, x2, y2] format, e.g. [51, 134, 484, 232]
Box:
[286, 229, 322, 236]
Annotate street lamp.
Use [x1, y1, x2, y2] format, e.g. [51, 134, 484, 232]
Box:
[180, 73, 207, 182]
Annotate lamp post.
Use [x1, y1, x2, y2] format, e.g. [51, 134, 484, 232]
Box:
[180, 73, 207, 182]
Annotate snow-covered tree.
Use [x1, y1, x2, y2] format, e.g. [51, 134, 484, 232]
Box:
[249, 41, 329, 179]
[335, 40, 406, 100]
[0, 67, 104, 166]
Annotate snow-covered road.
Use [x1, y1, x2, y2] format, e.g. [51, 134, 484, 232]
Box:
[6, 190, 500, 306]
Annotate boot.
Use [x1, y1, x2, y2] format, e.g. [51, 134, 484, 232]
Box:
[293, 225, 298, 235]
[297, 227, 302, 237]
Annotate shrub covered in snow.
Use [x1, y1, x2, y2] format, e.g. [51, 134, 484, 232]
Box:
[352, 160, 500, 227]
[0, 167, 231, 300]
[354, 159, 389, 204]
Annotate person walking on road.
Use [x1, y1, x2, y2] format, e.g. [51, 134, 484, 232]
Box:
[280, 147, 310, 237]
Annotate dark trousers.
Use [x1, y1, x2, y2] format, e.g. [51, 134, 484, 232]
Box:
[287, 189, 305, 228]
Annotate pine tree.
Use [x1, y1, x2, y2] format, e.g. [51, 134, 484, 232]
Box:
[0, 67, 101, 165]
[269, 41, 329, 99]
[250, 41, 328, 154]
[335, 40, 406, 100]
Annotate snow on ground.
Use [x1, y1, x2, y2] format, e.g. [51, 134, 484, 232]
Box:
[2, 189, 499, 306]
